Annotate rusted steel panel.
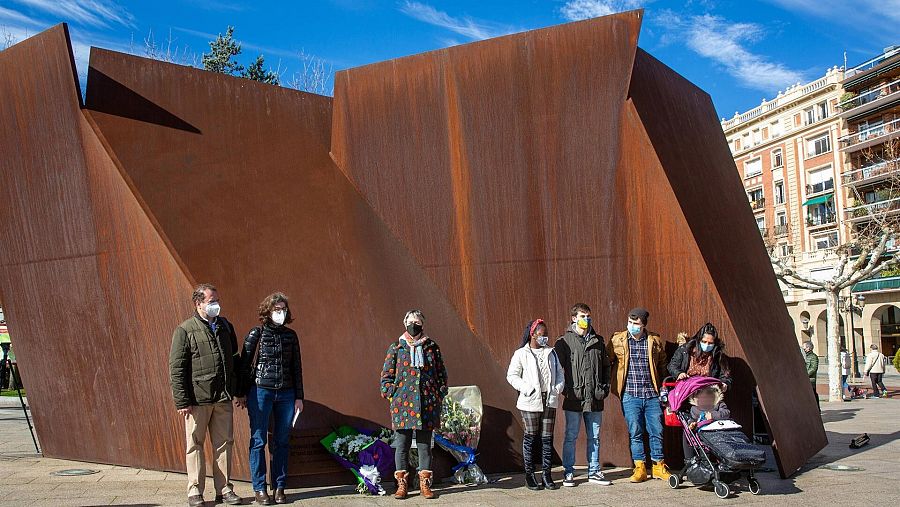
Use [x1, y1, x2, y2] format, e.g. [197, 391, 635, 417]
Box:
[0, 25, 194, 471]
[0, 10, 823, 484]
[83, 47, 517, 481]
[330, 12, 823, 474]
[627, 49, 826, 476]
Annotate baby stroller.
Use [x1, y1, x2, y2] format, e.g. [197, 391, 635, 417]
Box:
[660, 376, 766, 499]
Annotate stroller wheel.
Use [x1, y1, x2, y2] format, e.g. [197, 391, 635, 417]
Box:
[748, 478, 761, 495]
[713, 480, 730, 499]
[668, 474, 681, 489]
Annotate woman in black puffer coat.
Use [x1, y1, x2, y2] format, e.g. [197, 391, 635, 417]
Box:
[668, 323, 732, 389]
[235, 292, 304, 505]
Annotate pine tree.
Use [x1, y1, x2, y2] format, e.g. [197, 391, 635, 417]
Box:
[201, 26, 243, 76]
[242, 54, 279, 85]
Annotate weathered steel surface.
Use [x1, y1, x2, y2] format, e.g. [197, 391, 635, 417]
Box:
[330, 12, 824, 475]
[627, 49, 827, 476]
[83, 46, 518, 483]
[0, 9, 824, 484]
[0, 25, 194, 471]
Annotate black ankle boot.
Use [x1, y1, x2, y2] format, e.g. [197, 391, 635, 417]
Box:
[542, 472, 558, 490]
[540, 436, 557, 489]
[525, 472, 542, 490]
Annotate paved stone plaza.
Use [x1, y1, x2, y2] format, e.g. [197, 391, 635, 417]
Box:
[1, 389, 897, 506]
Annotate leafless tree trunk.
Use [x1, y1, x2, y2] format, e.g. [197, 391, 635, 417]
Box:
[771, 141, 900, 401]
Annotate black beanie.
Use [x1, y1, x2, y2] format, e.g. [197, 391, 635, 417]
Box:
[629, 307, 650, 324]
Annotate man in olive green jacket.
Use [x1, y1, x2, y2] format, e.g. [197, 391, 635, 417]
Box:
[803, 341, 819, 410]
[169, 283, 242, 507]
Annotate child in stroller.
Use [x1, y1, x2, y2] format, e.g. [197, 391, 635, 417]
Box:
[662, 376, 766, 499]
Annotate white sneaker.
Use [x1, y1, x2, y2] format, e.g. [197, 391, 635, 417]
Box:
[589, 472, 612, 485]
[562, 473, 576, 487]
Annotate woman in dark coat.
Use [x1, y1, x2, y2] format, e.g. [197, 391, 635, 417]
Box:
[380, 309, 448, 500]
[668, 322, 732, 464]
[236, 292, 304, 506]
[668, 322, 732, 389]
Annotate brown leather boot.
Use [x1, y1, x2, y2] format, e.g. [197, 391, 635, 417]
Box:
[254, 490, 274, 505]
[394, 470, 409, 499]
[418, 470, 436, 499]
[273, 488, 287, 504]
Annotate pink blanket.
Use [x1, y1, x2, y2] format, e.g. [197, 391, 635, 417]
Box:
[667, 375, 723, 411]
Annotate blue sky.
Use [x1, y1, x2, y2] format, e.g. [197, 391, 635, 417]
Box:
[1, 0, 898, 119]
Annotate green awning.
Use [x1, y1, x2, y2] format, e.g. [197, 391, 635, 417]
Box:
[852, 276, 900, 293]
[803, 193, 834, 206]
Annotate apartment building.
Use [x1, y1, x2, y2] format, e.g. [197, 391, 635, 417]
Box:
[722, 46, 900, 368]
[836, 45, 900, 362]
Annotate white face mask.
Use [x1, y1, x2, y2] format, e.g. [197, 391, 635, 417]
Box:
[205, 301, 221, 318]
[271, 309, 286, 325]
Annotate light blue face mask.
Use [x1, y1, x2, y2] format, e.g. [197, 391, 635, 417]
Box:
[700, 342, 715, 353]
[627, 323, 642, 336]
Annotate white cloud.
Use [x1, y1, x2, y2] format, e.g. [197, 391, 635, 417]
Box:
[9, 0, 134, 29]
[0, 5, 42, 27]
[399, 1, 521, 40]
[658, 12, 805, 93]
[766, 0, 900, 45]
[559, 0, 648, 21]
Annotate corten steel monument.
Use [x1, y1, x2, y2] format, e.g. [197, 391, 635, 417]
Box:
[0, 10, 825, 483]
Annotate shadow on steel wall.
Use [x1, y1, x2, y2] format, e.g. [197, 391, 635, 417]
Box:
[0, 9, 824, 486]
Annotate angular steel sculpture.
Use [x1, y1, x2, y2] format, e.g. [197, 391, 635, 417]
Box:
[0, 11, 825, 483]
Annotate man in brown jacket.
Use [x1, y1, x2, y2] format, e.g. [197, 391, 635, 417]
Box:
[607, 308, 670, 483]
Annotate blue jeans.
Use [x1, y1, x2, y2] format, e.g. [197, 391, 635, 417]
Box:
[562, 410, 602, 475]
[248, 387, 296, 491]
[622, 393, 664, 463]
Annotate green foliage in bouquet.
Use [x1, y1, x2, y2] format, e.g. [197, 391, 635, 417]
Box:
[441, 395, 480, 447]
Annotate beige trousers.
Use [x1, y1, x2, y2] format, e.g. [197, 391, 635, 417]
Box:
[184, 401, 235, 497]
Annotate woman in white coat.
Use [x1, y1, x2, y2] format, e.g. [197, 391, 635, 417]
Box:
[506, 319, 565, 491]
[863, 344, 888, 398]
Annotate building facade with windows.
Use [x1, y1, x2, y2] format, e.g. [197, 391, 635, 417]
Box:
[837, 45, 900, 364]
[722, 48, 900, 368]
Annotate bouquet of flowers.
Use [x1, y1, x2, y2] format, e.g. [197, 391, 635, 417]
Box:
[435, 385, 488, 485]
[321, 426, 394, 495]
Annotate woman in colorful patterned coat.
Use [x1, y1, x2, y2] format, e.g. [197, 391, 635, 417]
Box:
[380, 309, 448, 500]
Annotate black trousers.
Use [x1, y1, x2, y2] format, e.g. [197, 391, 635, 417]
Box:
[811, 380, 820, 409]
[870, 373, 886, 395]
[394, 429, 433, 471]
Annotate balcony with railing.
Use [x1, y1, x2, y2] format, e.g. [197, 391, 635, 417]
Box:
[805, 179, 834, 196]
[806, 212, 837, 228]
[845, 195, 900, 222]
[844, 46, 900, 81]
[837, 77, 900, 118]
[774, 224, 789, 236]
[839, 118, 900, 152]
[721, 68, 842, 132]
[750, 197, 766, 211]
[842, 157, 900, 186]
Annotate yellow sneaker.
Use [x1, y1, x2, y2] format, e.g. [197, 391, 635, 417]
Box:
[629, 460, 648, 483]
[652, 460, 671, 480]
